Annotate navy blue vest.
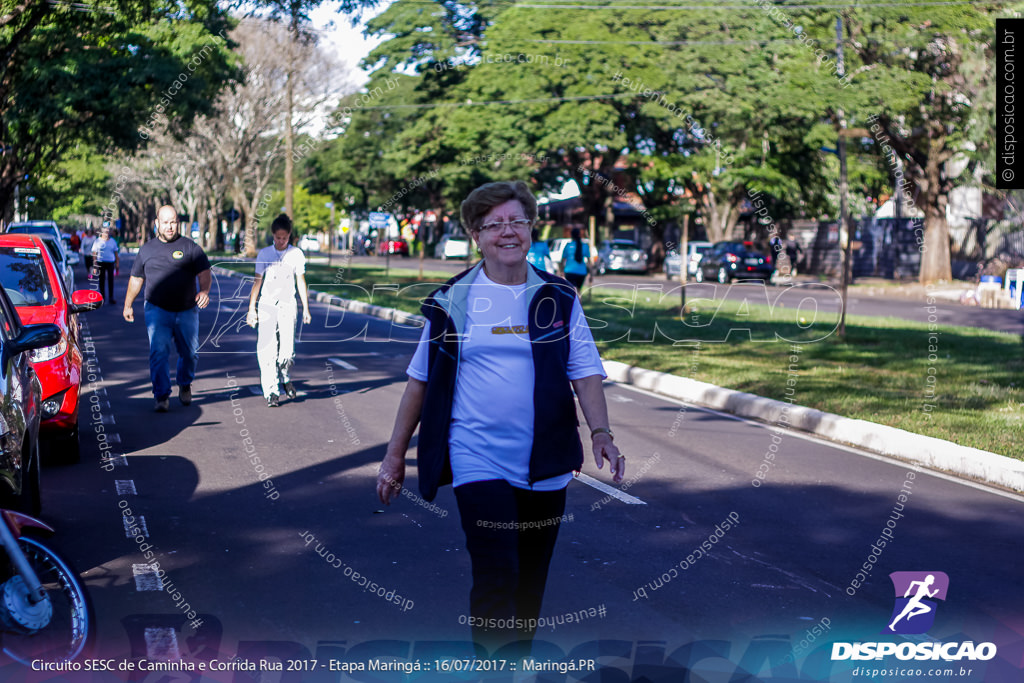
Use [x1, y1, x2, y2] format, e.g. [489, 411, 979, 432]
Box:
[416, 263, 584, 502]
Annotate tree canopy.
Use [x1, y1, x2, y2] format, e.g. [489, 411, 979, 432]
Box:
[0, 0, 237, 219]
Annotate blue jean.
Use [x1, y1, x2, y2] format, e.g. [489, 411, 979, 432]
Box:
[144, 302, 199, 400]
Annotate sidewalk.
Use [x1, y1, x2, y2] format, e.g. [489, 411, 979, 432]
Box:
[212, 266, 1024, 495]
[823, 276, 1016, 308]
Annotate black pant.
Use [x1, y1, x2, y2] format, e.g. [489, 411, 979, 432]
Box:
[454, 479, 566, 655]
[564, 272, 587, 291]
[95, 262, 116, 302]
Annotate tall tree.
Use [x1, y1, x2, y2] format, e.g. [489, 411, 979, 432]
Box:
[0, 0, 236, 219]
[791, 4, 1007, 283]
[237, 0, 378, 218]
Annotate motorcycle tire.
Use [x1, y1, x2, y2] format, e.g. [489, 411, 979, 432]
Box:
[0, 535, 93, 665]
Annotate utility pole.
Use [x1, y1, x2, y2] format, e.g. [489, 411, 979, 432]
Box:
[326, 201, 334, 267]
[679, 214, 689, 308]
[836, 14, 853, 339]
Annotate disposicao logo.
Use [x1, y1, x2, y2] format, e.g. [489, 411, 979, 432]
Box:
[884, 571, 949, 634]
[831, 571, 997, 662]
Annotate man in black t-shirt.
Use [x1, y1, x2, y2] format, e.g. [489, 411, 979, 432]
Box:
[123, 205, 212, 412]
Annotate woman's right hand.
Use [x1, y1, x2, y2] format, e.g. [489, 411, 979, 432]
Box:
[246, 310, 257, 327]
[376, 454, 406, 505]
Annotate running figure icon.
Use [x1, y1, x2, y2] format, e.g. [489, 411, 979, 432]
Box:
[884, 571, 949, 634]
[888, 574, 939, 631]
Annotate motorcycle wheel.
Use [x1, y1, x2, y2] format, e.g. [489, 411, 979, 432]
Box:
[0, 535, 93, 665]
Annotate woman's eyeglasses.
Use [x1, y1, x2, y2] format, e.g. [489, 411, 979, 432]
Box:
[477, 219, 532, 233]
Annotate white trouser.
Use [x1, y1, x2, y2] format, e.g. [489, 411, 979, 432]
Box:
[257, 300, 297, 398]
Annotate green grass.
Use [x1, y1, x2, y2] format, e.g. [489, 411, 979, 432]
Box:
[218, 262, 1024, 460]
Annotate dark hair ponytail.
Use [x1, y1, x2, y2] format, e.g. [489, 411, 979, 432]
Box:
[571, 227, 583, 263]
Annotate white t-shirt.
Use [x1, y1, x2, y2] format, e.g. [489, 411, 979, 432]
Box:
[407, 270, 605, 490]
[92, 237, 119, 263]
[255, 245, 306, 306]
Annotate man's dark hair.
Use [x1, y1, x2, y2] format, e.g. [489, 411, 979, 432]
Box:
[271, 214, 293, 233]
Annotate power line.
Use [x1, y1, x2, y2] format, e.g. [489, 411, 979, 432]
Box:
[46, 1, 117, 13]
[507, 0, 996, 10]
[520, 37, 809, 45]
[353, 91, 645, 110]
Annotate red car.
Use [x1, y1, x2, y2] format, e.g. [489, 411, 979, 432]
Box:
[0, 235, 102, 462]
[381, 238, 410, 256]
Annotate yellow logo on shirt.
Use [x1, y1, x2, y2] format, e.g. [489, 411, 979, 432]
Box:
[491, 325, 528, 335]
[172, 250, 184, 259]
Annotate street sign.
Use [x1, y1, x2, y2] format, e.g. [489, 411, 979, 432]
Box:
[368, 211, 390, 229]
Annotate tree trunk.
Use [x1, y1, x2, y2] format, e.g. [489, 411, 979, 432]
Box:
[917, 138, 953, 284]
[920, 207, 951, 283]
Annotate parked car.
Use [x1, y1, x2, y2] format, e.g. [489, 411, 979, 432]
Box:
[0, 284, 62, 513]
[4, 220, 61, 243]
[0, 235, 103, 463]
[665, 241, 713, 278]
[381, 238, 410, 256]
[60, 234, 81, 267]
[21, 232, 76, 293]
[595, 239, 648, 275]
[694, 240, 773, 283]
[549, 237, 592, 267]
[298, 234, 320, 252]
[434, 235, 471, 260]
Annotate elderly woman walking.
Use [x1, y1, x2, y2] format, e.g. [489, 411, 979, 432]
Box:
[376, 180, 624, 654]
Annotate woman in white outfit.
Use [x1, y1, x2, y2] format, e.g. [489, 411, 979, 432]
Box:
[246, 214, 312, 407]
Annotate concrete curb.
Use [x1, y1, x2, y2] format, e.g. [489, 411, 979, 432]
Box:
[601, 361, 1023, 494]
[210, 265, 1023, 494]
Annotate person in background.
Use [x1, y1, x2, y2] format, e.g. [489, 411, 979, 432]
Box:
[376, 180, 624, 656]
[246, 214, 312, 407]
[81, 228, 97, 278]
[559, 227, 590, 291]
[526, 228, 553, 273]
[91, 226, 119, 304]
[122, 206, 211, 412]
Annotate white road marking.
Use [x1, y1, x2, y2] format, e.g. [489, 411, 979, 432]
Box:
[115, 480, 137, 495]
[574, 472, 646, 505]
[125, 515, 148, 538]
[329, 357, 358, 370]
[103, 453, 128, 467]
[144, 626, 181, 661]
[132, 564, 162, 591]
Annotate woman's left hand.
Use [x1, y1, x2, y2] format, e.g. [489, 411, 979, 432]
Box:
[593, 433, 625, 483]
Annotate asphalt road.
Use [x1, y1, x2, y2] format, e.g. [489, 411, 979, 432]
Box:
[17, 263, 1024, 683]
[312, 253, 1024, 335]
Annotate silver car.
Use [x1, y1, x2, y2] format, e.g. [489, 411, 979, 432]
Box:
[596, 239, 648, 275]
[665, 241, 713, 278]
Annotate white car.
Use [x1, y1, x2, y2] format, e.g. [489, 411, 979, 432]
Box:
[549, 237, 593, 267]
[298, 234, 320, 252]
[434, 235, 471, 260]
[35, 234, 76, 293]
